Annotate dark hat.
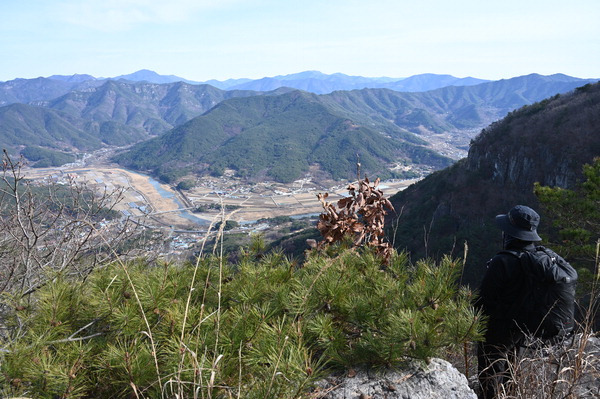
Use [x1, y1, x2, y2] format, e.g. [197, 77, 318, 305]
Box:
[495, 205, 542, 241]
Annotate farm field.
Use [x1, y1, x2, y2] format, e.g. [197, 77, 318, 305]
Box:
[23, 164, 417, 231]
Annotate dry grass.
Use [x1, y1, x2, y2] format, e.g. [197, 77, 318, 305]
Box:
[472, 241, 600, 398]
[489, 331, 599, 399]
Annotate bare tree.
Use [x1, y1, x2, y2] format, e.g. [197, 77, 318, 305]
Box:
[0, 151, 159, 334]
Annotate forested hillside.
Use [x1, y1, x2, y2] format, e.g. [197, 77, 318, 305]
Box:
[0, 80, 280, 159]
[114, 74, 597, 184]
[44, 80, 267, 134]
[113, 90, 451, 183]
[388, 82, 600, 286]
[0, 103, 107, 150]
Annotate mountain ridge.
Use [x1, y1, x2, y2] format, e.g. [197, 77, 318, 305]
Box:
[112, 69, 201, 85]
[42, 81, 271, 135]
[112, 89, 452, 183]
[0, 81, 275, 158]
[387, 82, 600, 286]
[112, 74, 598, 184]
[1, 72, 597, 175]
[221, 71, 490, 94]
[1, 70, 594, 106]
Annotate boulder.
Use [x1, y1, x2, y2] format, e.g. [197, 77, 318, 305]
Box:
[311, 358, 476, 399]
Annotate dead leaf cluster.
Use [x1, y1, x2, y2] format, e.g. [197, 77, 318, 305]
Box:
[316, 175, 395, 263]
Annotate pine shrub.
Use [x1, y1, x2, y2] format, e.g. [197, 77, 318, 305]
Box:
[0, 247, 483, 398]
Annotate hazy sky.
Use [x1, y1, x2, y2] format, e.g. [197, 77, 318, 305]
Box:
[1, 0, 598, 82]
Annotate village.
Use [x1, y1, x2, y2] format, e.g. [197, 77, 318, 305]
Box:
[22, 157, 419, 258]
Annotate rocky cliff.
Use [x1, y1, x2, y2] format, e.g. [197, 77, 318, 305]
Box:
[467, 85, 600, 190]
[388, 82, 600, 286]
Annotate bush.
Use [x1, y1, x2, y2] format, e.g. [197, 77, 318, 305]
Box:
[176, 180, 194, 190]
[215, 220, 239, 231]
[0, 247, 482, 398]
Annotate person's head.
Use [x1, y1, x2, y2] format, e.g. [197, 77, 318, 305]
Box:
[495, 205, 542, 243]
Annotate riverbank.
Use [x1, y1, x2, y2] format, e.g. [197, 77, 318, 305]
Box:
[22, 165, 419, 230]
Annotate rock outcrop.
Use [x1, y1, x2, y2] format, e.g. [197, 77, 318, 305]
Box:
[310, 333, 600, 398]
[466, 85, 600, 191]
[311, 358, 476, 399]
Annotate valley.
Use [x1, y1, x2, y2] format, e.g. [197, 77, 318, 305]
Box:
[22, 147, 417, 256]
[4, 71, 597, 258]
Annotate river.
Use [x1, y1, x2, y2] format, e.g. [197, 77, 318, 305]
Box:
[144, 175, 211, 226]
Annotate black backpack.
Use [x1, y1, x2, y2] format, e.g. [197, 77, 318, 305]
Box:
[501, 246, 578, 339]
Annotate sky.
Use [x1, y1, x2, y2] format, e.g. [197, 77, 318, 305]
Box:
[1, 0, 599, 82]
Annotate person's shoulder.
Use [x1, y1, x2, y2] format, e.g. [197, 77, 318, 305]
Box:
[491, 249, 521, 261]
[488, 250, 523, 271]
[488, 251, 513, 267]
[535, 245, 560, 258]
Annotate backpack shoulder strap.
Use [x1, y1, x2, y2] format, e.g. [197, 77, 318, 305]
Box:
[498, 248, 541, 279]
[497, 249, 522, 258]
[534, 245, 553, 259]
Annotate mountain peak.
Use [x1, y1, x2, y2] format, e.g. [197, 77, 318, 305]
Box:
[277, 70, 328, 80]
[48, 73, 97, 83]
[112, 70, 198, 85]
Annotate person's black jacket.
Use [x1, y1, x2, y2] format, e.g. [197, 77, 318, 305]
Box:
[478, 241, 536, 344]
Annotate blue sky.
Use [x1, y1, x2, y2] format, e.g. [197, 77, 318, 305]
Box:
[1, 0, 598, 82]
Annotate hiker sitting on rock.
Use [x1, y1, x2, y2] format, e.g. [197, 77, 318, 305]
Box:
[476, 205, 577, 399]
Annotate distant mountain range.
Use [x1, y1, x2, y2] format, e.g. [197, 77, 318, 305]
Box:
[0, 80, 278, 156]
[0, 77, 104, 106]
[112, 74, 599, 183]
[213, 71, 488, 94]
[0, 70, 489, 103]
[120, 70, 488, 93]
[0, 70, 597, 176]
[42, 80, 272, 135]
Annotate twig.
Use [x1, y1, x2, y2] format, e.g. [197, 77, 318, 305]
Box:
[459, 241, 468, 285]
[48, 331, 105, 344]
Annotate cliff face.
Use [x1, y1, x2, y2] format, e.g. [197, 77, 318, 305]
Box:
[388, 83, 600, 286]
[467, 85, 600, 190]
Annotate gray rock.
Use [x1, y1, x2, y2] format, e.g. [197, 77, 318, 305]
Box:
[311, 358, 477, 399]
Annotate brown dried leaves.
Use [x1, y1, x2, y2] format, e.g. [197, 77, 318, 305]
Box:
[316, 176, 395, 263]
